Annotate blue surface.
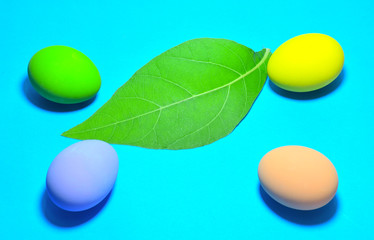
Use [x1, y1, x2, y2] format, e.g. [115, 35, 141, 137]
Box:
[1, 0, 373, 239]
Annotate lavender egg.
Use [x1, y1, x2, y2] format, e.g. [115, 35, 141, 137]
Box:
[46, 140, 119, 212]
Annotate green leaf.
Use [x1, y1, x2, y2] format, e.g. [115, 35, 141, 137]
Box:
[62, 38, 271, 149]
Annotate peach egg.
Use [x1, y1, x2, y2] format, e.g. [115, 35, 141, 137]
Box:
[258, 146, 338, 210]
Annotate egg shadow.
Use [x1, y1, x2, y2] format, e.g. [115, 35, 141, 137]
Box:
[258, 184, 338, 225]
[269, 68, 345, 100]
[22, 76, 96, 112]
[40, 189, 112, 227]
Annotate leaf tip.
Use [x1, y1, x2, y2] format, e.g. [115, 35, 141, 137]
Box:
[61, 131, 69, 138]
[61, 129, 75, 139]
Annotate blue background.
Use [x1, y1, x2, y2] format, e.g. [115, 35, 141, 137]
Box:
[1, 0, 373, 239]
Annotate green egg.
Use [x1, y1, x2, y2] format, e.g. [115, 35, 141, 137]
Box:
[28, 45, 101, 104]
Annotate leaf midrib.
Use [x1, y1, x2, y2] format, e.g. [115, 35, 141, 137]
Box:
[65, 48, 271, 135]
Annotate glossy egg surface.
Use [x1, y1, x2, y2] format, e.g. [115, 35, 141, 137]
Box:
[46, 140, 118, 212]
[28, 45, 101, 104]
[267, 33, 344, 92]
[258, 145, 338, 210]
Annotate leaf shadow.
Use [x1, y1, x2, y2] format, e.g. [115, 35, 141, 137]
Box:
[40, 189, 112, 227]
[258, 184, 338, 225]
[268, 68, 345, 100]
[22, 76, 96, 112]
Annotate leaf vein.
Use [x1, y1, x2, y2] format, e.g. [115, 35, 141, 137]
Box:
[167, 85, 231, 148]
[117, 96, 161, 107]
[167, 56, 242, 76]
[216, 41, 247, 72]
[137, 74, 193, 96]
[130, 109, 162, 145]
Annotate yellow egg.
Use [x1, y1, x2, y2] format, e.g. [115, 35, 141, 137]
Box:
[267, 33, 344, 92]
[258, 146, 338, 210]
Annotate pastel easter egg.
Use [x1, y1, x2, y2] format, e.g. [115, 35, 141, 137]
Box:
[28, 45, 101, 104]
[46, 140, 118, 211]
[267, 33, 344, 92]
[258, 145, 338, 210]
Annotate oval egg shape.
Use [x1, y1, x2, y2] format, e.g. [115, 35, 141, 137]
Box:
[28, 45, 101, 104]
[267, 33, 344, 92]
[46, 140, 118, 212]
[258, 145, 338, 210]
